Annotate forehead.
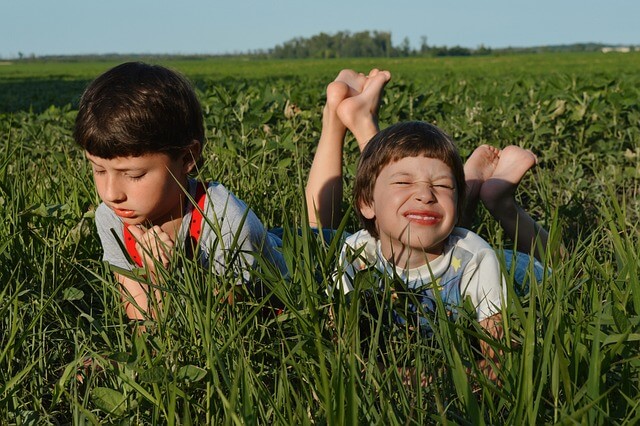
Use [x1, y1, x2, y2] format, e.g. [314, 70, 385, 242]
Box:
[85, 151, 175, 169]
[379, 155, 455, 179]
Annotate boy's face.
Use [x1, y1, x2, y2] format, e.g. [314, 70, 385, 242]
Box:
[359, 155, 458, 268]
[86, 151, 194, 226]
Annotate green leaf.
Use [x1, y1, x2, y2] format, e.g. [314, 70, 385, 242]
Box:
[612, 304, 631, 333]
[62, 286, 83, 301]
[139, 365, 169, 383]
[176, 365, 208, 382]
[108, 351, 132, 363]
[92, 387, 127, 416]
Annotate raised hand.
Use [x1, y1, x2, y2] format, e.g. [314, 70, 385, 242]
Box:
[128, 224, 175, 275]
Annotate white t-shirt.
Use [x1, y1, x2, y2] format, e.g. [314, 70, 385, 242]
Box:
[336, 227, 506, 321]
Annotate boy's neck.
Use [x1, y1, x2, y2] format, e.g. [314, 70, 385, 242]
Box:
[153, 178, 192, 239]
[379, 240, 444, 270]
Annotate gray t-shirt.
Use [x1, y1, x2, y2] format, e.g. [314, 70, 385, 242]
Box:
[95, 179, 287, 280]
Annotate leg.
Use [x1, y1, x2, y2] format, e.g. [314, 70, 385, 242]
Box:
[306, 69, 367, 228]
[305, 79, 349, 229]
[480, 146, 548, 261]
[460, 145, 500, 228]
[305, 69, 391, 228]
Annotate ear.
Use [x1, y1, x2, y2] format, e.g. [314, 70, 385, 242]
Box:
[181, 140, 201, 174]
[359, 200, 376, 220]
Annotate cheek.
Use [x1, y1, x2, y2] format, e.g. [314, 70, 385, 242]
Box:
[92, 176, 110, 198]
[449, 198, 460, 222]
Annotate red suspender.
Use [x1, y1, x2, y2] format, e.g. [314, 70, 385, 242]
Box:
[186, 182, 208, 259]
[124, 182, 208, 267]
[123, 225, 142, 267]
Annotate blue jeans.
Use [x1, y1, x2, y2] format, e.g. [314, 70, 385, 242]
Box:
[503, 250, 547, 296]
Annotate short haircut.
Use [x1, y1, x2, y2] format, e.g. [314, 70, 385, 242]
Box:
[353, 121, 466, 238]
[74, 62, 204, 164]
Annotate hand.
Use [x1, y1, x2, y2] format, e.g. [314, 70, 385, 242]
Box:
[128, 225, 175, 274]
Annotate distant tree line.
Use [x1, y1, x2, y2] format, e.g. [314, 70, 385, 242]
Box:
[270, 31, 393, 59]
[265, 31, 491, 59]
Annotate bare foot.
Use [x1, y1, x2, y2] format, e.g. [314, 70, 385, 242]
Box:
[460, 145, 500, 227]
[480, 145, 537, 214]
[336, 69, 391, 151]
[480, 146, 548, 258]
[325, 80, 351, 114]
[327, 69, 368, 112]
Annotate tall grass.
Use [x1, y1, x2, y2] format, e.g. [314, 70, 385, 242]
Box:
[0, 55, 639, 423]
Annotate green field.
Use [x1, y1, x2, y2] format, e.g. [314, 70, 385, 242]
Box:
[1, 53, 639, 424]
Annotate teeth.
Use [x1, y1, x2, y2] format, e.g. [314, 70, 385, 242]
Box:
[407, 214, 436, 220]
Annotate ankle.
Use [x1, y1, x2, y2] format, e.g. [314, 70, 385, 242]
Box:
[482, 195, 518, 221]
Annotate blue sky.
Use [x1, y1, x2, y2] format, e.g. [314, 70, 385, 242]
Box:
[2, 0, 638, 58]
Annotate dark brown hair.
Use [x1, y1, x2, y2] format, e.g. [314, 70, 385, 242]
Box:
[354, 121, 466, 238]
[74, 62, 204, 164]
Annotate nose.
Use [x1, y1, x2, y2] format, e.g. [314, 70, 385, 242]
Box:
[101, 174, 126, 204]
[415, 184, 435, 204]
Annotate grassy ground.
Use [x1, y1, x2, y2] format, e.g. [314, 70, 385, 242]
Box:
[1, 53, 639, 424]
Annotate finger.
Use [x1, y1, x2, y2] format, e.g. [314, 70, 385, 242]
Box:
[149, 225, 164, 238]
[127, 224, 147, 240]
[135, 226, 172, 256]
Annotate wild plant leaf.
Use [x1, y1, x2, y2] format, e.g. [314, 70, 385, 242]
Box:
[108, 351, 133, 363]
[138, 365, 170, 383]
[91, 387, 127, 416]
[176, 365, 208, 382]
[62, 286, 83, 301]
[612, 304, 631, 333]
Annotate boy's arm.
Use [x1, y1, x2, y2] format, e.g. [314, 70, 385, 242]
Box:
[117, 224, 174, 320]
[478, 313, 504, 383]
[115, 272, 161, 321]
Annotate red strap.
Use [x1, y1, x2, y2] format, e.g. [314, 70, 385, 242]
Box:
[124, 224, 142, 267]
[124, 182, 208, 267]
[186, 182, 208, 258]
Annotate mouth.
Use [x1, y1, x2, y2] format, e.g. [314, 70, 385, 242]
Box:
[112, 208, 136, 219]
[404, 210, 442, 225]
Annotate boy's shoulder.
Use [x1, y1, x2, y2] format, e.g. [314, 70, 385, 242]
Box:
[198, 180, 248, 216]
[343, 229, 377, 252]
[95, 202, 122, 228]
[447, 227, 495, 256]
[339, 229, 378, 268]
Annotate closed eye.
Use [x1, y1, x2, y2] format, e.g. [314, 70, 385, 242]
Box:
[126, 174, 145, 181]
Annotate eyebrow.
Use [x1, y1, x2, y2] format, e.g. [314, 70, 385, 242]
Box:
[387, 172, 454, 181]
[86, 157, 145, 173]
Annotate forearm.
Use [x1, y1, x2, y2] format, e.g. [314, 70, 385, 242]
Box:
[116, 273, 162, 321]
[478, 314, 504, 383]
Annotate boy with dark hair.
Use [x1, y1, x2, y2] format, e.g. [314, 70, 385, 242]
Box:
[75, 62, 286, 321]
